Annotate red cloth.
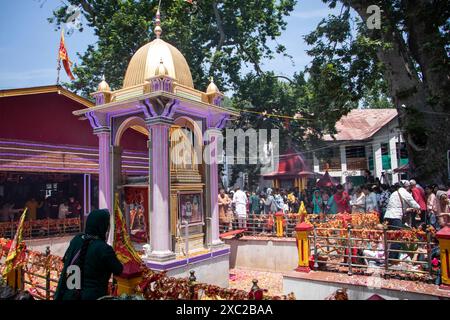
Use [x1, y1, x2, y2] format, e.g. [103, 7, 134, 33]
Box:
[59, 31, 75, 80]
[411, 187, 426, 210]
[343, 248, 358, 264]
[334, 191, 350, 213]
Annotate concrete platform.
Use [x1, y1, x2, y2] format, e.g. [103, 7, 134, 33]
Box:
[283, 270, 450, 300]
[224, 236, 297, 272]
[25, 235, 74, 256]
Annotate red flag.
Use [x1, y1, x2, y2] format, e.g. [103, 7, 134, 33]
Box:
[113, 194, 143, 277]
[58, 30, 75, 80]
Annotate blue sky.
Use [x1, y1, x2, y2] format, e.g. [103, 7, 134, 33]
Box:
[0, 0, 339, 89]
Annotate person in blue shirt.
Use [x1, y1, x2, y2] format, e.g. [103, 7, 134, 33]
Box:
[312, 190, 323, 214]
[326, 190, 338, 214]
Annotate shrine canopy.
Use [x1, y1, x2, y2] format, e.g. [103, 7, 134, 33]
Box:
[316, 170, 338, 188]
[262, 149, 314, 189]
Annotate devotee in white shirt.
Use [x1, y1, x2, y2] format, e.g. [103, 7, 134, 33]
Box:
[384, 181, 420, 224]
[232, 186, 248, 228]
[58, 201, 69, 219]
[350, 187, 366, 213]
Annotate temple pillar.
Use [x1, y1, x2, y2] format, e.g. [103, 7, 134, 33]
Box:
[96, 130, 112, 211]
[389, 135, 399, 184]
[83, 174, 92, 216]
[205, 129, 223, 247]
[339, 145, 347, 184]
[147, 119, 175, 261]
[372, 142, 383, 180]
[95, 129, 113, 244]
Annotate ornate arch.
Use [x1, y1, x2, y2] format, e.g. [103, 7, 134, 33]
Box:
[114, 116, 148, 147]
[173, 116, 203, 147]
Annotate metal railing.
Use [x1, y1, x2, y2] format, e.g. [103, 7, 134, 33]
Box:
[0, 218, 81, 239]
[220, 214, 437, 283]
[220, 214, 299, 237]
[308, 224, 437, 283]
[219, 213, 379, 237]
[136, 269, 294, 300]
[22, 246, 63, 300]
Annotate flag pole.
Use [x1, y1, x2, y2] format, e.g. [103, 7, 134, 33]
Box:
[56, 58, 61, 85]
[56, 29, 63, 85]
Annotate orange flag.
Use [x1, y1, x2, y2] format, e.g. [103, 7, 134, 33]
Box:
[2, 208, 28, 277]
[58, 30, 75, 80]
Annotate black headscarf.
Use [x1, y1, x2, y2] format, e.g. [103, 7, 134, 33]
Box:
[84, 209, 110, 240]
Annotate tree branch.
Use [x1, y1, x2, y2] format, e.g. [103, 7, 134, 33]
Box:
[238, 43, 263, 75]
[212, 1, 225, 49]
[79, 0, 96, 24]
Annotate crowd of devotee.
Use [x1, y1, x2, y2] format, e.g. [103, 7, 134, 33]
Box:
[218, 175, 449, 286]
[0, 195, 82, 222]
[218, 176, 450, 232]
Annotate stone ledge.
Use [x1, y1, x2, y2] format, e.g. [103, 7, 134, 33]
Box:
[222, 235, 296, 242]
[144, 246, 230, 272]
[283, 270, 450, 299]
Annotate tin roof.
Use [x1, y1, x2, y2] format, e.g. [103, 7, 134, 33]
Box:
[324, 109, 398, 141]
[0, 85, 94, 108]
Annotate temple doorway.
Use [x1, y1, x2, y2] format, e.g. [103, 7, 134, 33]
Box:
[113, 116, 150, 243]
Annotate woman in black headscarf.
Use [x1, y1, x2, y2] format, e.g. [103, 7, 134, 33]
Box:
[55, 209, 123, 300]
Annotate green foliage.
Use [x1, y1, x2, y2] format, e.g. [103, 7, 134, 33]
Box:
[49, 0, 296, 96]
[305, 0, 450, 183]
[304, 5, 392, 112]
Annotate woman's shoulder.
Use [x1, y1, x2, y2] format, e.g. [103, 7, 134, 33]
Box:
[65, 234, 84, 252]
[89, 239, 114, 253]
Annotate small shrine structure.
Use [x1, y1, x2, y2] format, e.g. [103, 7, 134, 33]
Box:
[73, 9, 238, 287]
[262, 149, 314, 190]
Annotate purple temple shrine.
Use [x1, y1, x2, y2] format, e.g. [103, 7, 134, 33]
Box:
[73, 11, 238, 286]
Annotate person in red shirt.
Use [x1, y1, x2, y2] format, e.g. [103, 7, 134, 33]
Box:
[410, 179, 427, 226]
[333, 184, 350, 214]
[67, 196, 82, 218]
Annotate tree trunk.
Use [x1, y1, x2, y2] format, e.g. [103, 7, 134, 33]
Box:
[350, 0, 450, 184]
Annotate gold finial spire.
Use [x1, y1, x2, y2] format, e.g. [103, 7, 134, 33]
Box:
[206, 76, 220, 94]
[155, 57, 168, 76]
[154, 8, 162, 39]
[98, 74, 110, 91]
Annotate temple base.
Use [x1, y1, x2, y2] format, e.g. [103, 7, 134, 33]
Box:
[115, 274, 143, 295]
[147, 250, 176, 262]
[209, 239, 225, 248]
[295, 266, 311, 273]
[143, 246, 230, 288]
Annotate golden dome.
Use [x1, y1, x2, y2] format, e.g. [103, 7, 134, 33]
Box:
[123, 38, 194, 88]
[98, 76, 111, 91]
[206, 78, 220, 94]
